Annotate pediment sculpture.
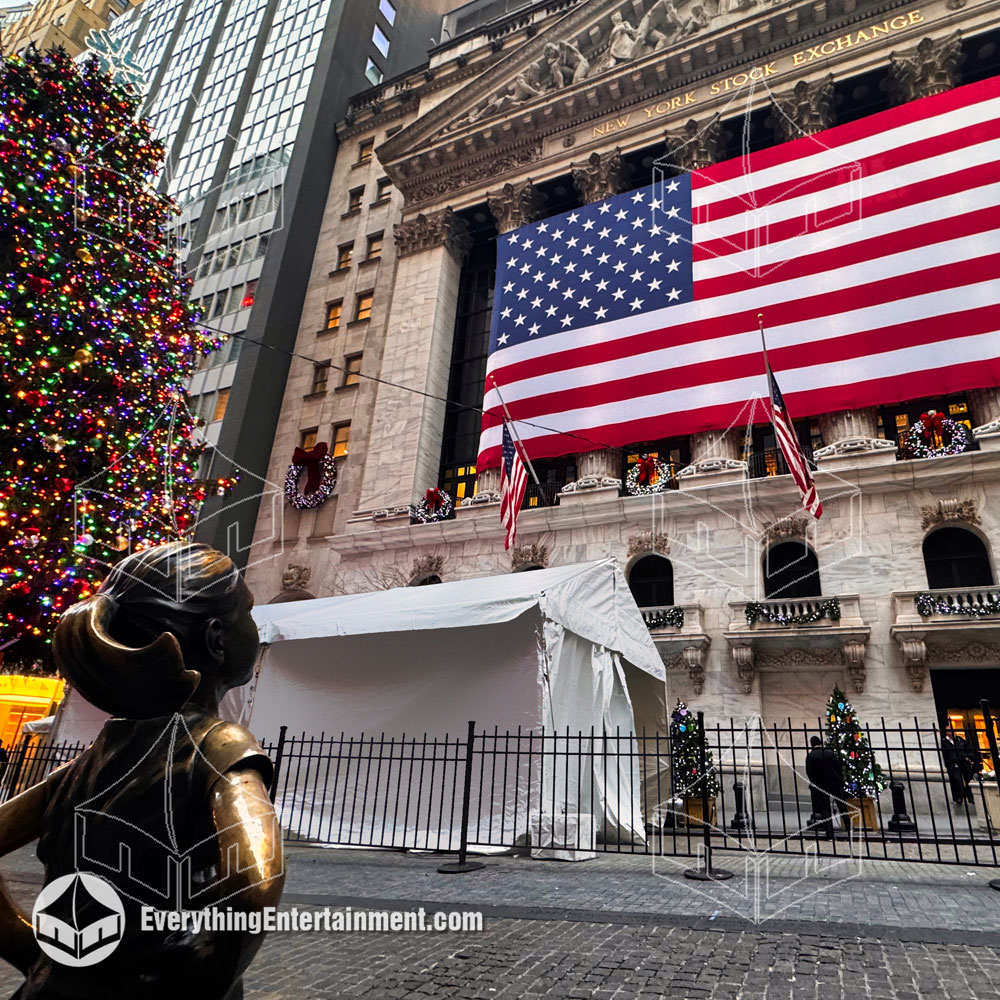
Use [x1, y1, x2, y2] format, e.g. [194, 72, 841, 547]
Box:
[444, 0, 738, 134]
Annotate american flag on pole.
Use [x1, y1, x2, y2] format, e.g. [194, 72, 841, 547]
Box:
[499, 421, 528, 549]
[766, 361, 822, 518]
[477, 77, 1000, 470]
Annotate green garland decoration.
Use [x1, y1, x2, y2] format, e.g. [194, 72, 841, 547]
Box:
[645, 606, 684, 629]
[745, 597, 841, 626]
[915, 592, 1000, 618]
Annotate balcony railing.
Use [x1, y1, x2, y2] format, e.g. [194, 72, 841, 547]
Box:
[893, 587, 1000, 626]
[728, 595, 865, 632]
[747, 446, 814, 480]
[639, 605, 704, 633]
[522, 482, 561, 510]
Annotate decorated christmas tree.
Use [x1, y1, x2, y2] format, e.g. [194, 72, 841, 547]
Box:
[670, 699, 719, 798]
[824, 685, 887, 798]
[0, 48, 230, 665]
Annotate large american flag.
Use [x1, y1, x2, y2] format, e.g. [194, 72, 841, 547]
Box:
[477, 77, 1000, 469]
[767, 361, 822, 518]
[499, 421, 528, 549]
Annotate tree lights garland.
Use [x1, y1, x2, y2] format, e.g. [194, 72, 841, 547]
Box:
[0, 48, 227, 664]
[745, 597, 841, 626]
[915, 592, 1000, 618]
[906, 410, 970, 458]
[625, 454, 671, 495]
[670, 699, 719, 798]
[410, 487, 454, 524]
[824, 685, 887, 798]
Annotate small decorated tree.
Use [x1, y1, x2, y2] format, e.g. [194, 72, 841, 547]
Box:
[824, 685, 887, 798]
[671, 699, 719, 799]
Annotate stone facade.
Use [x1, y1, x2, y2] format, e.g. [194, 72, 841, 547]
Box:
[242, 0, 1000, 730]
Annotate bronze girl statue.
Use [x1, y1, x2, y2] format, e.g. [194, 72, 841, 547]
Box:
[0, 542, 284, 999]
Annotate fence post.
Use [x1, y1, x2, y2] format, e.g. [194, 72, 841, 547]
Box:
[268, 725, 288, 805]
[684, 711, 732, 882]
[438, 721, 486, 874]
[978, 700, 1000, 892]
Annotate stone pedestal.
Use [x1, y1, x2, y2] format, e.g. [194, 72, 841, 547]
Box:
[968, 388, 1000, 452]
[678, 430, 746, 485]
[466, 465, 501, 506]
[814, 408, 896, 470]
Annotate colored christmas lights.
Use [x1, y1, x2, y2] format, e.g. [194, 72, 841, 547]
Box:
[0, 47, 230, 665]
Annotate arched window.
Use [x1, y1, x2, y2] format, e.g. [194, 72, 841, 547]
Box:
[923, 527, 993, 589]
[628, 555, 674, 608]
[763, 541, 821, 599]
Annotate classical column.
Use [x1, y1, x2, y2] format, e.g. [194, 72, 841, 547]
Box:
[352, 208, 470, 521]
[662, 117, 723, 173]
[467, 181, 545, 505]
[558, 149, 628, 497]
[967, 388, 1000, 451]
[813, 408, 896, 469]
[770, 75, 834, 141]
[486, 179, 544, 236]
[889, 32, 963, 103]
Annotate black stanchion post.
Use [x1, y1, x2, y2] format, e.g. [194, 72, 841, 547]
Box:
[685, 711, 732, 881]
[730, 780, 752, 832]
[268, 725, 288, 805]
[3, 733, 31, 802]
[439, 721, 486, 874]
[887, 779, 916, 833]
[978, 700, 1000, 891]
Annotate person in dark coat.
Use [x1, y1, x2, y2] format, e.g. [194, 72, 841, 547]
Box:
[806, 736, 844, 838]
[942, 725, 982, 805]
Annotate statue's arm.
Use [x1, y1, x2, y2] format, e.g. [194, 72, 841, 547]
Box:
[210, 768, 285, 911]
[0, 782, 46, 974]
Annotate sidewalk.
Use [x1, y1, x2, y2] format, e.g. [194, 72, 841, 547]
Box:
[3, 844, 1000, 998]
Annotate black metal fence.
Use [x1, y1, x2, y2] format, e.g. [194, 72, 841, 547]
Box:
[8, 715, 1000, 868]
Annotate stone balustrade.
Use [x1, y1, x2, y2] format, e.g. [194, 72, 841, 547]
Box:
[641, 604, 709, 695]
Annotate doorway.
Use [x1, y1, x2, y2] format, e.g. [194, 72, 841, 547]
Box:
[930, 668, 1000, 770]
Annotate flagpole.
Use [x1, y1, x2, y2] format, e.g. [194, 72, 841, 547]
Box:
[757, 312, 771, 372]
[488, 375, 542, 487]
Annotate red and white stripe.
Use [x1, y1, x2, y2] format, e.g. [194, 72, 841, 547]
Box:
[499, 424, 528, 550]
[768, 368, 822, 518]
[478, 77, 1000, 469]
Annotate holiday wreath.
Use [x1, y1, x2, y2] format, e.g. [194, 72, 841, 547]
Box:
[284, 442, 337, 509]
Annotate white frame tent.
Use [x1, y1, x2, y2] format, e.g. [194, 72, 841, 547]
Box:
[246, 559, 669, 853]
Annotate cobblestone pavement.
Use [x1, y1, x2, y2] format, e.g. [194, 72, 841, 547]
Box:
[2, 846, 1000, 998]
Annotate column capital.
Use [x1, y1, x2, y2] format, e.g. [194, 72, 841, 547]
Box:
[890, 31, 963, 103]
[487, 179, 545, 234]
[571, 148, 627, 204]
[663, 117, 723, 173]
[771, 74, 835, 141]
[393, 207, 471, 260]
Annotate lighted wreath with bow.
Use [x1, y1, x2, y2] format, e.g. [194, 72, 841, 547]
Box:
[411, 486, 454, 523]
[906, 409, 970, 459]
[625, 453, 672, 496]
[284, 442, 337, 509]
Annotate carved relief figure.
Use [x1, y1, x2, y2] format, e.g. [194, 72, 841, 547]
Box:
[448, 64, 542, 131]
[629, 0, 683, 58]
[676, 3, 712, 40]
[544, 41, 590, 89]
[607, 11, 639, 66]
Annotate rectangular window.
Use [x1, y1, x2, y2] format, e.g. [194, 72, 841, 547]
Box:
[310, 362, 330, 395]
[211, 291, 226, 318]
[364, 59, 382, 86]
[256, 232, 270, 258]
[347, 186, 364, 213]
[365, 232, 383, 260]
[373, 177, 391, 203]
[355, 291, 373, 322]
[335, 243, 353, 270]
[212, 388, 230, 422]
[227, 245, 240, 268]
[300, 427, 318, 450]
[326, 300, 342, 329]
[344, 353, 362, 386]
[239, 197, 254, 222]
[378, 0, 395, 25]
[357, 137, 374, 164]
[372, 24, 389, 57]
[332, 422, 350, 458]
[241, 279, 258, 308]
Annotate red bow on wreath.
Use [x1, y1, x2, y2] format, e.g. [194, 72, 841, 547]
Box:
[637, 455, 657, 485]
[291, 442, 328, 493]
[919, 411, 945, 441]
[424, 487, 444, 511]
